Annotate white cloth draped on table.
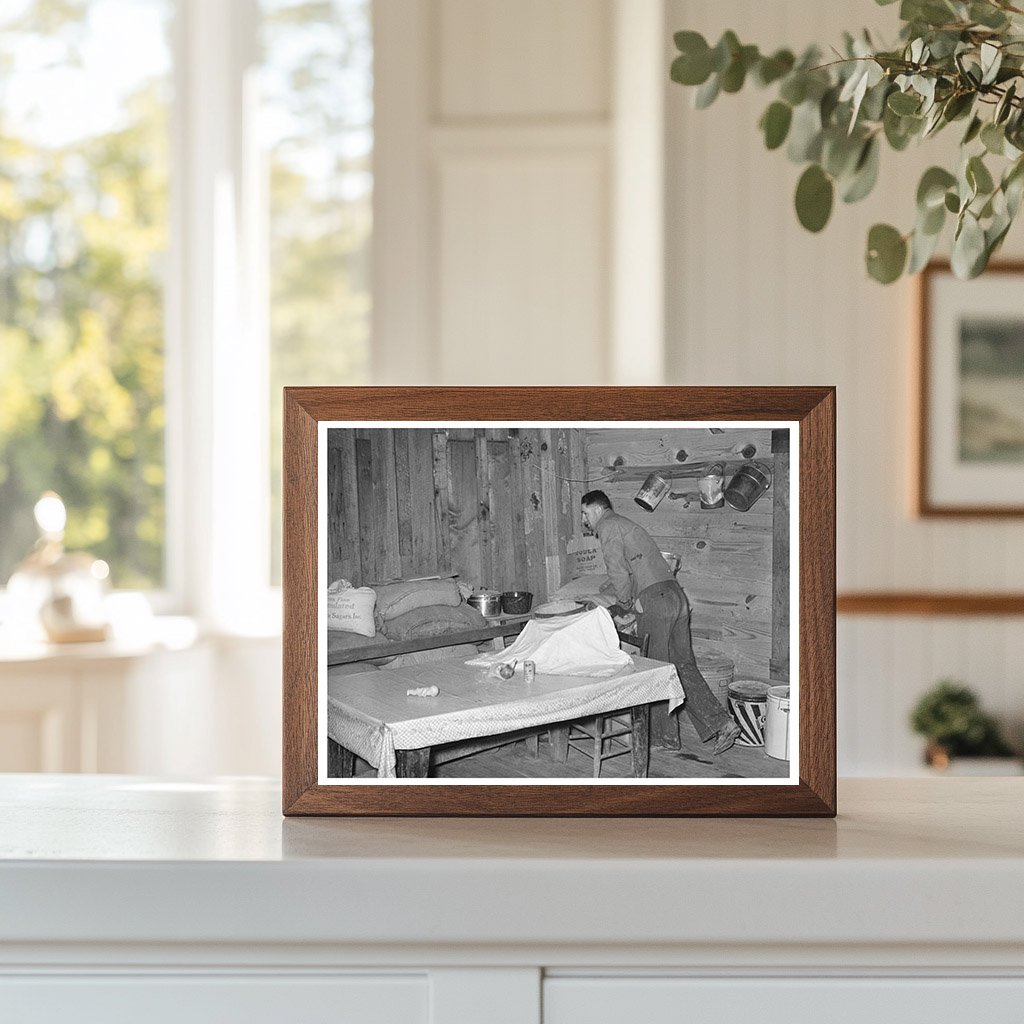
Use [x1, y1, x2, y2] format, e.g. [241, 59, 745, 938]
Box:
[465, 607, 631, 678]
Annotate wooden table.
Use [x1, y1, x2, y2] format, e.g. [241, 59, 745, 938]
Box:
[326, 655, 683, 779]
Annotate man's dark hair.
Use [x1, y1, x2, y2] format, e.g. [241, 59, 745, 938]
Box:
[581, 490, 612, 511]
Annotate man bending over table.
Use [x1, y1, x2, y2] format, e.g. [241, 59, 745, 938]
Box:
[580, 490, 741, 756]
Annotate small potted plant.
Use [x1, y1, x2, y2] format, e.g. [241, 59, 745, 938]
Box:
[910, 680, 1018, 772]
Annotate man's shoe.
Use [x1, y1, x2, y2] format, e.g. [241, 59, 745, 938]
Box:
[712, 719, 741, 755]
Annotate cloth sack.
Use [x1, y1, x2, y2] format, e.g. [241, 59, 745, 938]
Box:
[465, 607, 632, 678]
[372, 577, 462, 621]
[326, 581, 376, 637]
[381, 602, 488, 641]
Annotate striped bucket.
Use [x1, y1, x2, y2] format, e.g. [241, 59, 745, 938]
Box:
[695, 652, 734, 708]
[727, 680, 770, 747]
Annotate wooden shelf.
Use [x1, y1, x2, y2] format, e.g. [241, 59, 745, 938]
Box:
[837, 592, 1024, 616]
[328, 619, 529, 666]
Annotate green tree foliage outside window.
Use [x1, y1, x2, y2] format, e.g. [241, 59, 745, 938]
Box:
[0, 0, 170, 588]
[263, 0, 372, 583]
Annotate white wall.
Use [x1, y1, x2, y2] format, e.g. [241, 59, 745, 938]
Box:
[664, 0, 1024, 772]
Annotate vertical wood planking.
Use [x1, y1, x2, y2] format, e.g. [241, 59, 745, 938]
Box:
[393, 429, 414, 577]
[554, 427, 573, 586]
[326, 444, 344, 584]
[354, 436, 375, 585]
[539, 428, 563, 596]
[368, 431, 401, 583]
[328, 431, 362, 586]
[522, 429, 549, 602]
[488, 439, 515, 592]
[771, 431, 790, 682]
[408, 429, 440, 577]
[449, 439, 482, 589]
[507, 431, 531, 591]
[432, 431, 453, 575]
[474, 431, 493, 589]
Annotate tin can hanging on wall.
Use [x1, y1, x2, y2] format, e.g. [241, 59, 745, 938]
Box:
[698, 462, 725, 509]
[724, 462, 773, 512]
[634, 473, 670, 512]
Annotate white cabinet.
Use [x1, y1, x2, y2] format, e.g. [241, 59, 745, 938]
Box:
[544, 977, 1024, 1023]
[1, 975, 428, 1024]
[1, 777, 1023, 1024]
[0, 637, 211, 773]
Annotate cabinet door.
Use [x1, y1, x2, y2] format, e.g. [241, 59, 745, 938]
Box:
[544, 977, 1024, 1023]
[0, 974, 428, 1024]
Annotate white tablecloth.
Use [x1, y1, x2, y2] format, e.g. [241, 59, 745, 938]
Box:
[327, 656, 684, 778]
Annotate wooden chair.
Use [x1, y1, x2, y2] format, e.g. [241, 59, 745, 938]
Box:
[564, 631, 650, 777]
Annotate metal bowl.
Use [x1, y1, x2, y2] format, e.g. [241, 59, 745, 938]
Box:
[467, 591, 502, 617]
[500, 590, 533, 615]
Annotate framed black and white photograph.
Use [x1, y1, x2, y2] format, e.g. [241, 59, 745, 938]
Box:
[283, 387, 836, 816]
[918, 261, 1024, 517]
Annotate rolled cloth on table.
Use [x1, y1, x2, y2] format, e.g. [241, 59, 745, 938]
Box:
[372, 578, 462, 621]
[380, 602, 488, 640]
[406, 685, 439, 697]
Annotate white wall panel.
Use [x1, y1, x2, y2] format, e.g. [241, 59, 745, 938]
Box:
[437, 151, 608, 384]
[666, 0, 1024, 774]
[438, 0, 610, 120]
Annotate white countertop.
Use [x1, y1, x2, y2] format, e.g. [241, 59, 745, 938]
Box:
[1, 775, 1022, 954]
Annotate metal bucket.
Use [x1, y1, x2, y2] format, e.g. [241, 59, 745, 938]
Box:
[634, 473, 670, 512]
[765, 685, 791, 760]
[727, 680, 770, 746]
[724, 462, 773, 512]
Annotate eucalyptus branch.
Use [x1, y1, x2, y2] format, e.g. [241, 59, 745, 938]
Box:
[670, 2, 1024, 283]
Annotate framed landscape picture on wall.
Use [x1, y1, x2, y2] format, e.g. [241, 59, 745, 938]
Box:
[918, 262, 1024, 517]
[282, 387, 836, 817]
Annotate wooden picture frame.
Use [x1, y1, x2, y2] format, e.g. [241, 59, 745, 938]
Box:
[917, 261, 1024, 517]
[283, 387, 836, 816]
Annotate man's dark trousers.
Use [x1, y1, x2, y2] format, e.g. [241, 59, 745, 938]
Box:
[635, 579, 732, 746]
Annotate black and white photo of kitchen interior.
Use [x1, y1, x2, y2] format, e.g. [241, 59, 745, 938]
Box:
[324, 425, 793, 780]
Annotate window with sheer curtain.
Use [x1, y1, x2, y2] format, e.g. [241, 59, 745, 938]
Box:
[0, 0, 371, 611]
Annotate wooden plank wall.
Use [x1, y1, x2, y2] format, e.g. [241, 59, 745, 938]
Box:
[326, 427, 582, 601]
[583, 428, 783, 682]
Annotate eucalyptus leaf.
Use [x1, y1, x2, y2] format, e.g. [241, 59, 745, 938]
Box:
[795, 164, 834, 232]
[822, 128, 864, 178]
[866, 223, 908, 283]
[962, 115, 983, 145]
[787, 100, 824, 162]
[967, 154, 995, 195]
[944, 190, 961, 213]
[694, 73, 721, 109]
[970, 2, 1009, 30]
[861, 79, 893, 122]
[980, 42, 1002, 86]
[754, 49, 795, 87]
[710, 31, 740, 73]
[721, 44, 758, 92]
[942, 91, 974, 122]
[951, 211, 986, 278]
[995, 82, 1017, 124]
[981, 122, 1005, 155]
[917, 166, 957, 210]
[888, 90, 921, 115]
[921, 200, 946, 235]
[842, 137, 881, 203]
[760, 102, 793, 150]
[908, 221, 943, 273]
[779, 73, 807, 106]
